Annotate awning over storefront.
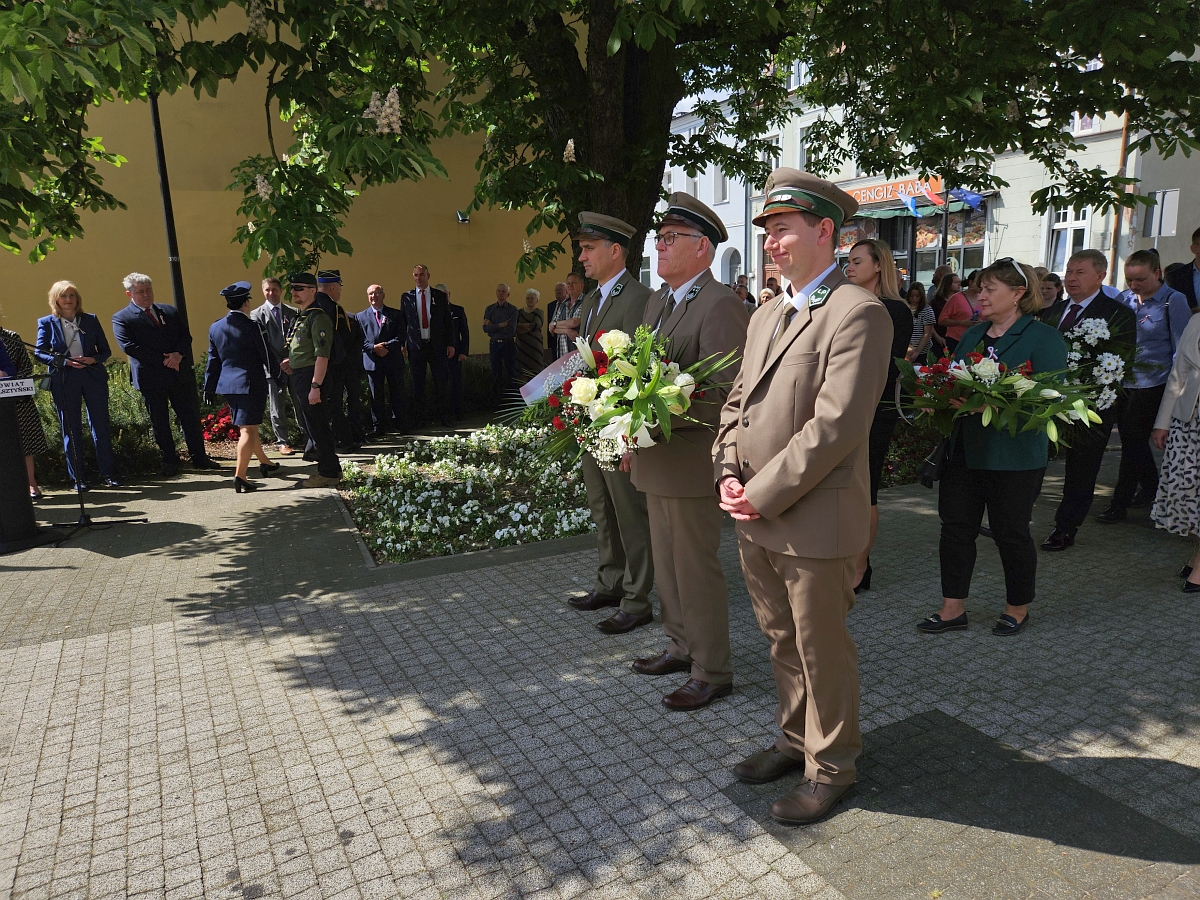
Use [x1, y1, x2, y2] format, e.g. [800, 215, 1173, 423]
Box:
[855, 200, 972, 219]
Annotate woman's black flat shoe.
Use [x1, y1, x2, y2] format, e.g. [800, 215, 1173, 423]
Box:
[1183, 581, 1200, 594]
[992, 613, 1030, 636]
[259, 462, 283, 478]
[854, 563, 872, 594]
[29, 489, 43, 501]
[1179, 565, 1193, 580]
[917, 612, 968, 633]
[234, 477, 259, 493]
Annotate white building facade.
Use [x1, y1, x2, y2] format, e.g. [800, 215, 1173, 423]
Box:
[643, 92, 1197, 297]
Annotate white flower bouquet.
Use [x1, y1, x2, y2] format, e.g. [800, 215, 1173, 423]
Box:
[518, 325, 737, 469]
[1063, 318, 1136, 411]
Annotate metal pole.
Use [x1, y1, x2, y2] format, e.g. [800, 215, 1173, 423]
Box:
[149, 91, 189, 334]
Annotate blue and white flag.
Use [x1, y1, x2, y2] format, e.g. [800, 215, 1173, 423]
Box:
[900, 193, 921, 216]
[949, 188, 983, 210]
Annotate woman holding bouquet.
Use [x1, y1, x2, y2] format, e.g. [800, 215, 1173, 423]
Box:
[918, 258, 1067, 636]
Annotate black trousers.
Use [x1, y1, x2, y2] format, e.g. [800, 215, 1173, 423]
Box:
[489, 339, 517, 403]
[1053, 412, 1117, 530]
[291, 367, 341, 478]
[366, 364, 405, 430]
[410, 343, 448, 424]
[140, 373, 207, 465]
[939, 451, 1045, 606]
[867, 403, 899, 506]
[448, 358, 464, 418]
[1112, 384, 1166, 509]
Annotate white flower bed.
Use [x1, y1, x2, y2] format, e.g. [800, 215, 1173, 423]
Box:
[341, 425, 593, 563]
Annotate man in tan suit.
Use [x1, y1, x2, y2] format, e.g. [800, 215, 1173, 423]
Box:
[625, 194, 749, 710]
[566, 212, 656, 634]
[713, 169, 891, 824]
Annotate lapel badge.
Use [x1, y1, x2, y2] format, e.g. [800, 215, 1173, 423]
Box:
[610, 281, 625, 298]
[684, 284, 701, 303]
[808, 285, 831, 309]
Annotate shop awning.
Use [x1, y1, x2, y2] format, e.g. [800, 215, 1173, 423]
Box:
[856, 201, 972, 219]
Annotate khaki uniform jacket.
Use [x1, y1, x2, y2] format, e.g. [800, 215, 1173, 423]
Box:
[713, 268, 891, 558]
[576, 270, 652, 349]
[632, 270, 749, 497]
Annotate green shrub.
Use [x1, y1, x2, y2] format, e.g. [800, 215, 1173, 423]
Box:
[881, 417, 942, 490]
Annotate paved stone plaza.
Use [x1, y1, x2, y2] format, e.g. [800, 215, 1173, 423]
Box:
[1, 446, 1198, 899]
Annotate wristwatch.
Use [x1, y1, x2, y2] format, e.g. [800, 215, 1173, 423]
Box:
[311, 382, 322, 390]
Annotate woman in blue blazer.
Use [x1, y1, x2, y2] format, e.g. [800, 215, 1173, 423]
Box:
[918, 259, 1068, 638]
[204, 282, 279, 492]
[35, 281, 118, 490]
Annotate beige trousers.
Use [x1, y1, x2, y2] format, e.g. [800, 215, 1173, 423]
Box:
[581, 452, 653, 617]
[737, 538, 861, 785]
[647, 493, 731, 685]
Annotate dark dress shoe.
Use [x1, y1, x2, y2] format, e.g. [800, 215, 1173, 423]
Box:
[992, 612, 1030, 636]
[770, 781, 853, 825]
[917, 612, 968, 633]
[161, 464, 180, 477]
[1041, 527, 1076, 551]
[595, 610, 652, 634]
[259, 462, 283, 478]
[29, 489, 43, 501]
[1096, 505, 1126, 524]
[632, 652, 691, 676]
[1183, 581, 1200, 594]
[979, 525, 994, 539]
[1129, 487, 1156, 508]
[733, 747, 805, 785]
[71, 482, 89, 493]
[662, 678, 731, 711]
[302, 450, 319, 462]
[192, 457, 222, 471]
[568, 590, 621, 611]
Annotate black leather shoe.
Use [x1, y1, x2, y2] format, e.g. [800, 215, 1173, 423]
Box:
[1096, 506, 1126, 524]
[733, 747, 805, 785]
[101, 477, 121, 488]
[992, 612, 1030, 636]
[302, 450, 319, 462]
[1129, 488, 1156, 508]
[596, 610, 652, 634]
[161, 464, 180, 477]
[1183, 581, 1200, 594]
[979, 525, 994, 539]
[192, 457, 222, 471]
[632, 652, 690, 676]
[70, 482, 88, 493]
[568, 590, 621, 611]
[259, 462, 283, 478]
[1041, 527, 1076, 551]
[917, 612, 968, 633]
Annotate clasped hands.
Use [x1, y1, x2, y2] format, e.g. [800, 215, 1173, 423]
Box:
[161, 351, 183, 371]
[718, 475, 760, 520]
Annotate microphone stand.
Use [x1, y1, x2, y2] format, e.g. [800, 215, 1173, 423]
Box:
[38, 346, 147, 545]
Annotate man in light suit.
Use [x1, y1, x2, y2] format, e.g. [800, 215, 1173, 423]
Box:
[566, 212, 656, 634]
[714, 169, 891, 824]
[627, 193, 749, 710]
[356, 283, 406, 435]
[251, 276, 302, 454]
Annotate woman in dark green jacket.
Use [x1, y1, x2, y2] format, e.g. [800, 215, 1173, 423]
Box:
[918, 258, 1068, 637]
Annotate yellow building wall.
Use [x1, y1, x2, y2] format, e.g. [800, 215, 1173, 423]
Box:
[0, 63, 569, 356]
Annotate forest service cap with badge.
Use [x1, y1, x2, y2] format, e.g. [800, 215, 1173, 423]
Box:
[752, 168, 858, 229]
[575, 212, 636, 247]
[659, 192, 728, 245]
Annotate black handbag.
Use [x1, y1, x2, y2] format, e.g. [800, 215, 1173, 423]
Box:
[918, 436, 951, 489]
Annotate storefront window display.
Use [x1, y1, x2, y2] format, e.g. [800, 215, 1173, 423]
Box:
[837, 204, 988, 290]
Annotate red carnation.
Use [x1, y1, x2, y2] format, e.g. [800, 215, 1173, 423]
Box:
[596, 366, 608, 376]
[968, 352, 983, 364]
[548, 394, 561, 408]
[552, 416, 565, 431]
[593, 351, 608, 366]
[572, 418, 580, 425]
[998, 362, 1007, 373]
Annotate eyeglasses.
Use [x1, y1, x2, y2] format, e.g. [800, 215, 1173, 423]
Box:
[654, 231, 703, 247]
[993, 257, 1028, 288]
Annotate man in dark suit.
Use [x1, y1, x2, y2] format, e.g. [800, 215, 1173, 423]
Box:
[356, 283, 406, 435]
[1165, 226, 1200, 312]
[436, 282, 470, 421]
[111, 272, 219, 475]
[251, 276, 303, 454]
[400, 264, 455, 426]
[1041, 250, 1136, 551]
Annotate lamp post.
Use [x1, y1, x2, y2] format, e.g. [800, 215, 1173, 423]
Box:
[148, 91, 190, 334]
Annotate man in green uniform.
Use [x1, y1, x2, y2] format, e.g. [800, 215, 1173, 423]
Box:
[281, 272, 342, 487]
[568, 212, 655, 634]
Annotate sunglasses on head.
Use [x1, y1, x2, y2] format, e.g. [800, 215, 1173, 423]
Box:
[992, 257, 1028, 288]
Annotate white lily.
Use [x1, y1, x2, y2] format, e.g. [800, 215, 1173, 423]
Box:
[673, 372, 696, 400]
[575, 337, 596, 370]
[598, 413, 656, 449]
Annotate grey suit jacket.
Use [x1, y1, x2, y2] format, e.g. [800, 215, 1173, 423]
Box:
[252, 300, 298, 359]
[576, 270, 652, 350]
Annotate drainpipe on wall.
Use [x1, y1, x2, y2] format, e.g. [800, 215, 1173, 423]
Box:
[1108, 111, 1131, 287]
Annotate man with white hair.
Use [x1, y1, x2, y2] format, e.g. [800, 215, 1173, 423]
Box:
[111, 273, 218, 475]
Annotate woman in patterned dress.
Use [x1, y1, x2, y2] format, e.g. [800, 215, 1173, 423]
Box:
[0, 326, 49, 499]
[514, 288, 545, 383]
[1150, 311, 1200, 593]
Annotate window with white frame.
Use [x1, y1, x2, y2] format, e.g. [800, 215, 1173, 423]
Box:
[714, 168, 728, 204]
[761, 135, 781, 166]
[687, 172, 699, 197]
[1048, 207, 1091, 274]
[663, 169, 672, 193]
[796, 128, 807, 169]
[786, 62, 808, 91]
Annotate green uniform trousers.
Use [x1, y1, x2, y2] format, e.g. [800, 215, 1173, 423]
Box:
[581, 451, 653, 617]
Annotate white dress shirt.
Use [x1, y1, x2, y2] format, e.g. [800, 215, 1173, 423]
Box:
[415, 287, 431, 340]
[783, 262, 839, 312]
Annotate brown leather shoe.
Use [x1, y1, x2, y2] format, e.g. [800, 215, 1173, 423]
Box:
[568, 590, 622, 611]
[632, 651, 691, 676]
[733, 747, 805, 785]
[596, 610, 653, 634]
[661, 678, 732, 710]
[770, 780, 853, 825]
